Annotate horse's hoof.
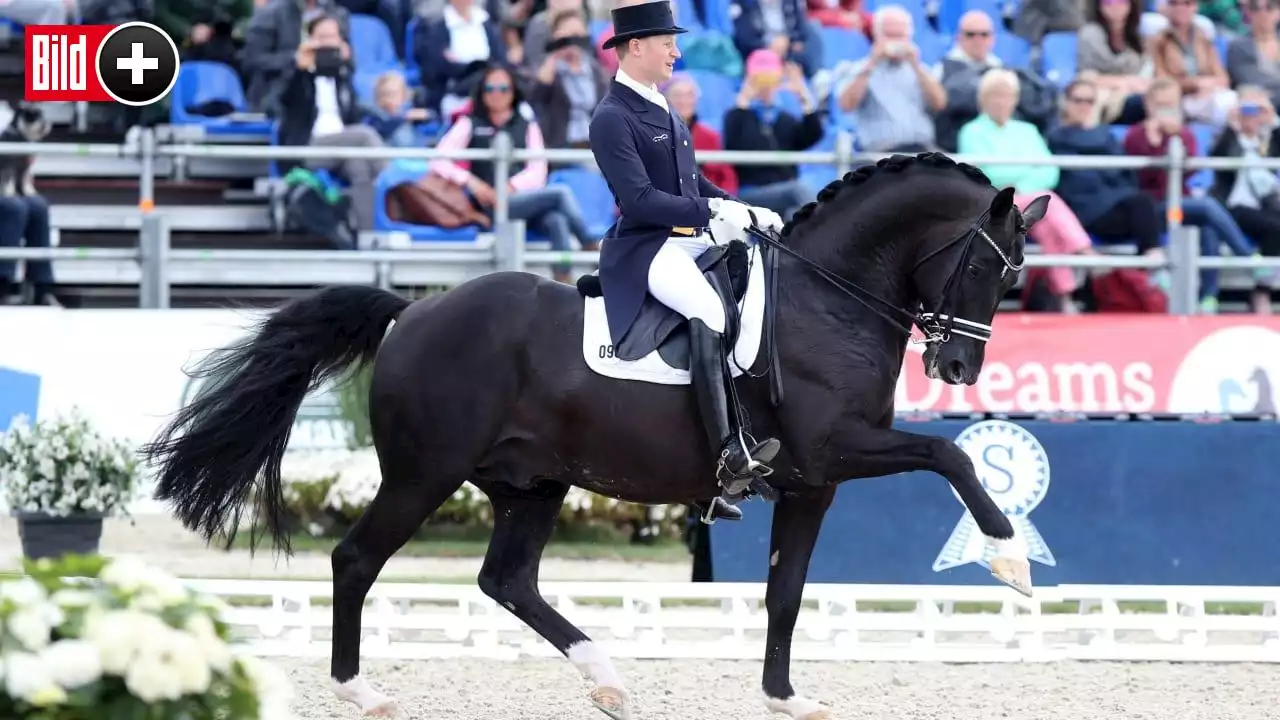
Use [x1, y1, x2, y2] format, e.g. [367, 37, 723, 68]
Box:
[590, 686, 631, 720]
[990, 556, 1033, 598]
[766, 694, 832, 719]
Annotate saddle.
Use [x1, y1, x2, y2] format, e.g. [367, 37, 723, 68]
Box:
[576, 241, 751, 366]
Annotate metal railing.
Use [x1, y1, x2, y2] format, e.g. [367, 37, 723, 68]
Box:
[0, 128, 1277, 313]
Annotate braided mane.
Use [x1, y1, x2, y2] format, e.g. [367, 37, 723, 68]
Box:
[780, 152, 994, 239]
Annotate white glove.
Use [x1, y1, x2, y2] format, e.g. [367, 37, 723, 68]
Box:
[749, 205, 784, 234]
[708, 198, 754, 245]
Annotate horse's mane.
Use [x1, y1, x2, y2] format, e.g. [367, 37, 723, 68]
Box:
[780, 152, 994, 239]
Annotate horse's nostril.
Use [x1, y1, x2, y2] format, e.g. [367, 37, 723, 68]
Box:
[944, 359, 966, 383]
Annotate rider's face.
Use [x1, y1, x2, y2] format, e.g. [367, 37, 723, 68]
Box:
[627, 34, 680, 84]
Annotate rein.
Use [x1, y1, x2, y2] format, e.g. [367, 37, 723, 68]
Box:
[746, 207, 1022, 346]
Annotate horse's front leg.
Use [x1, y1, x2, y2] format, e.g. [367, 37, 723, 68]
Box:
[831, 425, 1028, 595]
[762, 486, 836, 720]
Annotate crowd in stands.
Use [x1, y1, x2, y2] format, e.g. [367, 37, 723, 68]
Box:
[3, 0, 1280, 312]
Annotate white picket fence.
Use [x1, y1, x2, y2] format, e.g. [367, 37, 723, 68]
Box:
[182, 580, 1280, 663]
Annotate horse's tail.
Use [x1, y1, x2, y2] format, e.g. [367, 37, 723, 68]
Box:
[139, 285, 411, 556]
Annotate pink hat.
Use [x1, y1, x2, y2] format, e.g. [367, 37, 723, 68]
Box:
[745, 49, 783, 75]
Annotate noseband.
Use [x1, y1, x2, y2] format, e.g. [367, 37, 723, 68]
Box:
[748, 207, 1024, 347]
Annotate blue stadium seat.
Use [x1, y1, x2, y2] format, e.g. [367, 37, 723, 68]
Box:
[672, 0, 704, 30]
[798, 127, 841, 196]
[993, 31, 1030, 68]
[818, 26, 870, 67]
[590, 18, 611, 42]
[916, 28, 947, 65]
[1188, 122, 1217, 191]
[373, 160, 484, 242]
[402, 16, 422, 85]
[549, 167, 617, 238]
[1041, 31, 1077, 86]
[169, 61, 274, 137]
[701, 0, 734, 34]
[349, 14, 401, 75]
[686, 70, 739, 135]
[964, 0, 1008, 21]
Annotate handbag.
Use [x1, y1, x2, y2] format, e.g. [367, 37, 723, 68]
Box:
[385, 174, 492, 230]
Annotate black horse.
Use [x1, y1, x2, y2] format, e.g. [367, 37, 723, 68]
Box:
[141, 154, 1047, 720]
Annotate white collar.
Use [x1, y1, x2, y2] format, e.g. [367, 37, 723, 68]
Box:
[615, 67, 668, 112]
[444, 3, 488, 28]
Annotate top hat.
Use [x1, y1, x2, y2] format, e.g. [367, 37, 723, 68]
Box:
[601, 1, 687, 50]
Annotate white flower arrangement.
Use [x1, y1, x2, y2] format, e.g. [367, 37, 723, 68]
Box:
[0, 409, 140, 517]
[0, 554, 296, 719]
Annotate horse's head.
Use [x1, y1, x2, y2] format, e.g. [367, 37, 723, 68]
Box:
[917, 187, 1044, 385]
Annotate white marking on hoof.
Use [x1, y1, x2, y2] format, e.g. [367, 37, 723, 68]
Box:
[766, 694, 832, 719]
[567, 641, 626, 689]
[568, 641, 629, 719]
[989, 555, 1034, 598]
[332, 675, 398, 716]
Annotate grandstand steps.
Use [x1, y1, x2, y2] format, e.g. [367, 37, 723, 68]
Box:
[35, 177, 238, 206]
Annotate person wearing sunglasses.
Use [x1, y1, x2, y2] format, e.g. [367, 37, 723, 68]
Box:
[430, 63, 599, 283]
[1208, 86, 1280, 313]
[1047, 78, 1168, 287]
[934, 10, 1057, 152]
[1226, 0, 1280, 110]
[529, 9, 610, 154]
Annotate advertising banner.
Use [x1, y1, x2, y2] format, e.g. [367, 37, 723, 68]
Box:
[896, 315, 1280, 414]
[709, 417, 1280, 586]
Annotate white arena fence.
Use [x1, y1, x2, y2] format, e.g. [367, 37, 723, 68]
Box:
[0, 131, 1274, 314]
[180, 579, 1280, 663]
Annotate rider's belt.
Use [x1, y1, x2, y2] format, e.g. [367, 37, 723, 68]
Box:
[671, 226, 705, 236]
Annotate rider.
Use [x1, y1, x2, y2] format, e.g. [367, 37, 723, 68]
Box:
[589, 0, 784, 523]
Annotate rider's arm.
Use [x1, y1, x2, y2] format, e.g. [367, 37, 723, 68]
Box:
[590, 109, 712, 227]
[697, 173, 737, 202]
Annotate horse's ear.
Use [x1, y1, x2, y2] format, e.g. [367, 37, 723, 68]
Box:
[989, 187, 1016, 218]
[1020, 194, 1051, 230]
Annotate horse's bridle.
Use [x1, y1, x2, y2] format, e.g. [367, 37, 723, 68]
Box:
[747, 206, 1025, 347]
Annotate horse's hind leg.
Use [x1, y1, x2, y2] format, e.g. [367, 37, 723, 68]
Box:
[329, 470, 466, 716]
[477, 480, 632, 720]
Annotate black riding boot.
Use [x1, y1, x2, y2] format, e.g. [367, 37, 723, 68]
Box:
[688, 318, 780, 524]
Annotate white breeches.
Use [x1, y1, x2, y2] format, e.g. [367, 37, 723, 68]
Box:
[647, 235, 727, 334]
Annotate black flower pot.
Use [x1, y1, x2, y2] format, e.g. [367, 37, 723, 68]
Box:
[15, 512, 104, 560]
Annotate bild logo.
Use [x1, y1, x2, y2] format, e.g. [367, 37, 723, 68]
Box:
[932, 419, 1056, 572]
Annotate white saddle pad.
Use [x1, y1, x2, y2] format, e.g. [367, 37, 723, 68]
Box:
[581, 244, 767, 385]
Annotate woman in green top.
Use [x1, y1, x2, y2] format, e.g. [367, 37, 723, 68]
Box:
[958, 69, 1098, 311]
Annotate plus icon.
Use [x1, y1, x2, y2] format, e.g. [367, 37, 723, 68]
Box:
[116, 42, 159, 85]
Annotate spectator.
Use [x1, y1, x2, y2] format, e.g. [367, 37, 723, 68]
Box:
[1151, 0, 1235, 126]
[1012, 0, 1083, 44]
[1141, 0, 1215, 40]
[158, 0, 253, 72]
[276, 13, 387, 232]
[364, 70, 434, 147]
[0, 196, 57, 307]
[666, 73, 740, 196]
[834, 5, 945, 152]
[416, 0, 512, 118]
[1047, 78, 1167, 270]
[1208, 85, 1280, 313]
[242, 0, 349, 112]
[1124, 77, 1257, 312]
[935, 10, 1057, 151]
[523, 0, 587, 69]
[958, 69, 1096, 312]
[806, 0, 872, 37]
[731, 0, 823, 77]
[430, 64, 599, 283]
[528, 9, 609, 152]
[1226, 0, 1280, 110]
[335, 0, 407, 57]
[0, 0, 70, 25]
[723, 50, 824, 217]
[1076, 0, 1152, 125]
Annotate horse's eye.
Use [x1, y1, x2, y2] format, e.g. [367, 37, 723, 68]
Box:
[967, 263, 984, 278]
